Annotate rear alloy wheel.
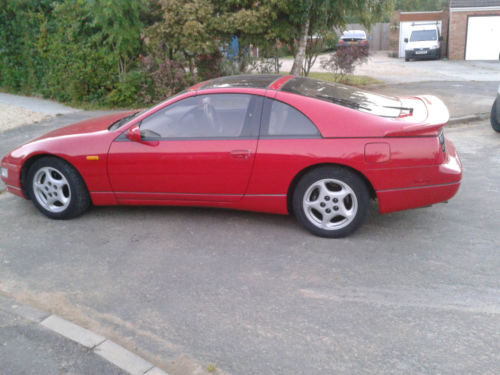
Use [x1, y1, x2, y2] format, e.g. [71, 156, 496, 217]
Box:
[293, 166, 370, 238]
[27, 157, 90, 219]
[491, 98, 500, 132]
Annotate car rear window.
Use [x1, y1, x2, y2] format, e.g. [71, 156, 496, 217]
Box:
[281, 77, 404, 118]
[342, 31, 366, 40]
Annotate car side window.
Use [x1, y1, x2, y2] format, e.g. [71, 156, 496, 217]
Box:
[261, 98, 320, 138]
[139, 94, 255, 139]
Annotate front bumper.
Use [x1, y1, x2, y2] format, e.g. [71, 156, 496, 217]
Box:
[406, 48, 440, 59]
[0, 159, 25, 198]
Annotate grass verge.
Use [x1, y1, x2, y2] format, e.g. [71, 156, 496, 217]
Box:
[302, 72, 382, 87]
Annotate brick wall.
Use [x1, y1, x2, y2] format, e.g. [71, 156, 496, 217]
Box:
[449, 10, 500, 60]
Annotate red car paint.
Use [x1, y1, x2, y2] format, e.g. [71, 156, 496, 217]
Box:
[1, 75, 462, 219]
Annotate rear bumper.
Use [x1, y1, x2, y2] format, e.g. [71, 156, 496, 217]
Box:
[376, 140, 462, 214]
[377, 181, 460, 214]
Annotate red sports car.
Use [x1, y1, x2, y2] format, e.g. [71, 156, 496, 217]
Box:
[0, 75, 462, 237]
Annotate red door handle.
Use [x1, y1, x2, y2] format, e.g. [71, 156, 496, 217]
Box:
[230, 150, 251, 159]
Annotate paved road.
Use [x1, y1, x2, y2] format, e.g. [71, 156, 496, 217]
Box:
[1, 112, 499, 374]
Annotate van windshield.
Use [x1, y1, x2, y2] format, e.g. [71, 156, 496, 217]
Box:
[410, 30, 437, 42]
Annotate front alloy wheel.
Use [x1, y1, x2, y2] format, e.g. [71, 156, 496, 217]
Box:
[27, 157, 90, 219]
[293, 166, 370, 238]
[32, 166, 71, 213]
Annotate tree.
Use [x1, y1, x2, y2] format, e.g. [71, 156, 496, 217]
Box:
[90, 0, 148, 80]
[287, 0, 394, 75]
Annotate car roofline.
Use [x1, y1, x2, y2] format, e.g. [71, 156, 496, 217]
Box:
[187, 74, 296, 92]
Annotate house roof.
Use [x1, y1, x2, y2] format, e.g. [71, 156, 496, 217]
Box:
[450, 0, 500, 8]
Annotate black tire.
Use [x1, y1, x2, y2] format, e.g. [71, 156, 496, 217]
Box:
[27, 157, 90, 219]
[292, 166, 370, 238]
[491, 98, 500, 132]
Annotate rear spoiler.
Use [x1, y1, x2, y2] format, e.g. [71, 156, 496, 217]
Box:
[384, 95, 449, 137]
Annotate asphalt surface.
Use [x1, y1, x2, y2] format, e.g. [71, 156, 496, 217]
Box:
[1, 108, 499, 374]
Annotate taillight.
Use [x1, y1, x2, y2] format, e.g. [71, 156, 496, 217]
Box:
[438, 128, 446, 152]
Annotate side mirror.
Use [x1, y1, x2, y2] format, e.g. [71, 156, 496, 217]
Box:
[439, 36, 443, 41]
[126, 125, 142, 142]
[404, 38, 408, 43]
[125, 124, 159, 146]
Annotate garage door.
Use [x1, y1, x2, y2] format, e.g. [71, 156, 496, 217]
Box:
[466, 16, 500, 60]
[399, 21, 442, 58]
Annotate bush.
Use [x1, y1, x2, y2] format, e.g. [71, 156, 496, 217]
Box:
[136, 54, 190, 105]
[321, 46, 369, 81]
[196, 51, 225, 81]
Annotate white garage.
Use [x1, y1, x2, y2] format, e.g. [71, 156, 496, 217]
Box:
[465, 16, 500, 60]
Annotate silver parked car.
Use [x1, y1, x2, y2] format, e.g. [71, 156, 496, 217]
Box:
[492, 85, 500, 132]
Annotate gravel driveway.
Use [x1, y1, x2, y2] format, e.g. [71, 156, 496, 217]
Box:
[0, 93, 79, 132]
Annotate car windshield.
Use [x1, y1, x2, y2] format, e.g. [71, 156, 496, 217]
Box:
[109, 90, 188, 130]
[342, 31, 366, 40]
[281, 77, 404, 118]
[410, 30, 437, 42]
[108, 110, 145, 130]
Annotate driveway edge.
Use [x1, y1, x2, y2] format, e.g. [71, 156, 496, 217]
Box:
[0, 293, 170, 375]
[448, 112, 489, 126]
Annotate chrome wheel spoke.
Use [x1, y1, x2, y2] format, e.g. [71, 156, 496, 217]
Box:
[318, 182, 330, 198]
[331, 188, 349, 202]
[321, 212, 335, 226]
[305, 199, 322, 212]
[338, 202, 353, 219]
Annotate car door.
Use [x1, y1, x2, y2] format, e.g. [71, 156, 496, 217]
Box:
[107, 93, 263, 203]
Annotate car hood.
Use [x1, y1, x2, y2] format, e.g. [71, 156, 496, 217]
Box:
[33, 111, 137, 142]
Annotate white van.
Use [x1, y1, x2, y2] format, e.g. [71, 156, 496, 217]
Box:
[404, 24, 443, 62]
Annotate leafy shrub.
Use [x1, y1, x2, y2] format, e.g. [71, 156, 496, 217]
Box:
[196, 51, 225, 81]
[137, 54, 190, 105]
[321, 46, 369, 81]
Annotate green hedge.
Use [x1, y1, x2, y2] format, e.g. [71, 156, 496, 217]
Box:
[0, 0, 165, 107]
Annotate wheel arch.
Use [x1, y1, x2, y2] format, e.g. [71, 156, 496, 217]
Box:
[286, 163, 376, 214]
[20, 153, 87, 199]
